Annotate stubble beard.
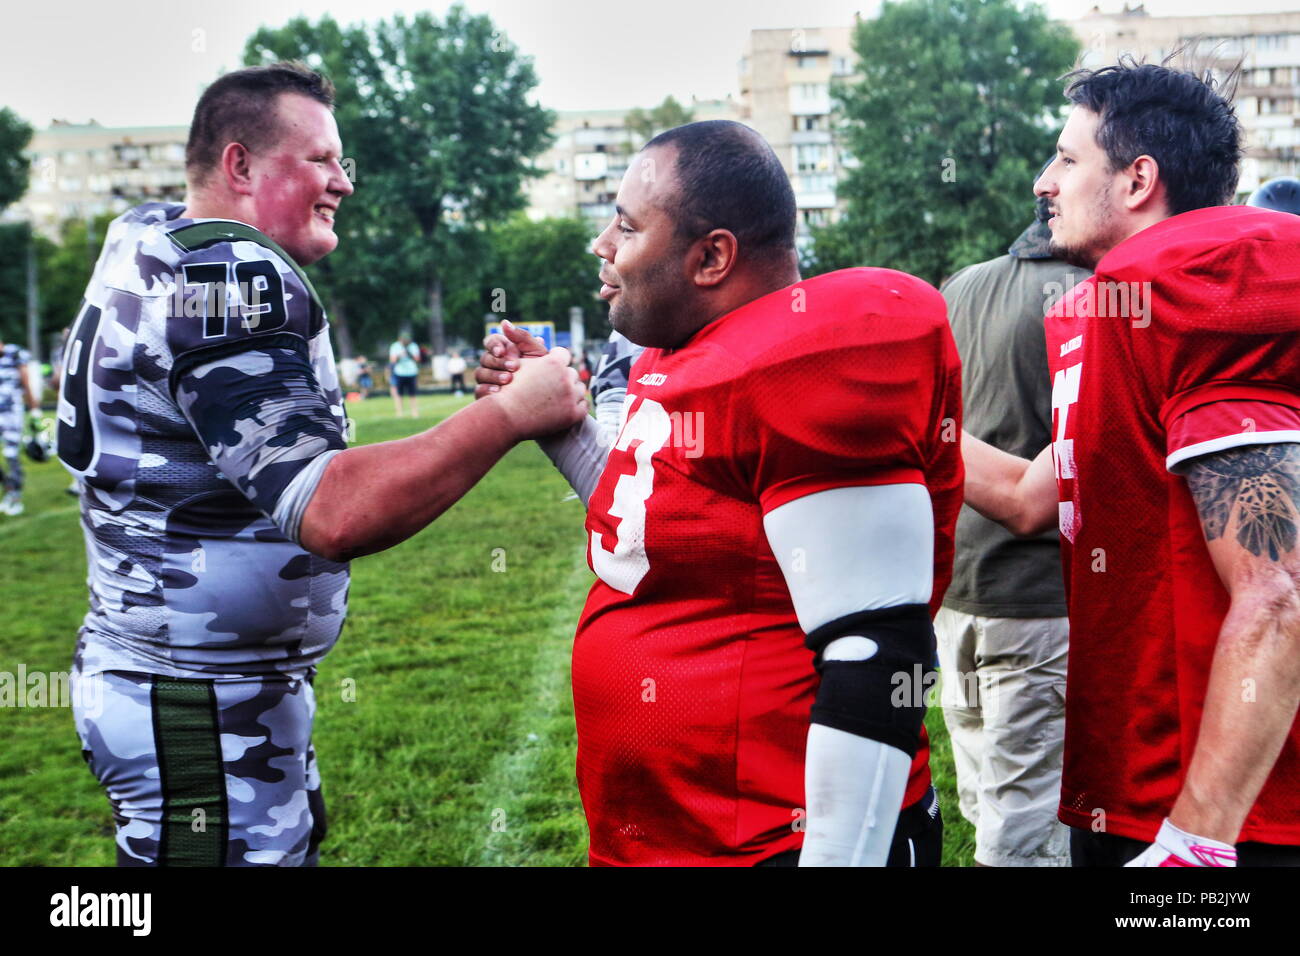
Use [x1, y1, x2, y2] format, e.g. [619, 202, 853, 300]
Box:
[610, 248, 692, 350]
[1048, 181, 1120, 272]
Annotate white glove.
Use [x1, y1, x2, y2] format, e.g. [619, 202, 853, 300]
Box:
[1125, 818, 1237, 867]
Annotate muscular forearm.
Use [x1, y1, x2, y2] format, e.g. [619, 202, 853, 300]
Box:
[1171, 584, 1300, 843]
[961, 431, 1057, 536]
[299, 397, 520, 561]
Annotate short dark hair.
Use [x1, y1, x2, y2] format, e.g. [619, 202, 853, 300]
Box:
[186, 61, 335, 185]
[1062, 54, 1242, 214]
[644, 120, 797, 263]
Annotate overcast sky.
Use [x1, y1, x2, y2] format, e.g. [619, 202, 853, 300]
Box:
[5, 0, 1299, 128]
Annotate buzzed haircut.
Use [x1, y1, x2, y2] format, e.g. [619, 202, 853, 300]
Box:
[645, 120, 797, 263]
[1062, 54, 1242, 215]
[186, 61, 335, 186]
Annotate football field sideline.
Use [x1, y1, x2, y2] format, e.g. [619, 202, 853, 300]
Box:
[0, 394, 972, 866]
[474, 546, 590, 866]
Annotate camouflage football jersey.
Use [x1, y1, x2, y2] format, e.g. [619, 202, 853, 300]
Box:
[590, 331, 644, 445]
[0, 343, 29, 492]
[59, 202, 350, 680]
[0, 342, 29, 409]
[590, 331, 642, 406]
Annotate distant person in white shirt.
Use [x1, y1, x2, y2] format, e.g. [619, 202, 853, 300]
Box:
[447, 350, 468, 396]
[388, 332, 421, 418]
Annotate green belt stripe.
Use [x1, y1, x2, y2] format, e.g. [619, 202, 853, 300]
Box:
[153, 677, 227, 867]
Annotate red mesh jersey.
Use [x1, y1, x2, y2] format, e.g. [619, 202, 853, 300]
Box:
[574, 267, 963, 866]
[1045, 205, 1300, 843]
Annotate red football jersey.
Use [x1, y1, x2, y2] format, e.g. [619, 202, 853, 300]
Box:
[1045, 206, 1300, 844]
[573, 268, 963, 866]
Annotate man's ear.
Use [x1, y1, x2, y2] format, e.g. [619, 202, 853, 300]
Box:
[1123, 154, 1164, 214]
[693, 228, 740, 288]
[220, 142, 256, 197]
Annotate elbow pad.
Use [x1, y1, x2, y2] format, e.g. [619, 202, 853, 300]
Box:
[807, 604, 934, 758]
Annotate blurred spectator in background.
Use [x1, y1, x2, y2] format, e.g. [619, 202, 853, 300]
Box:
[1247, 176, 1300, 215]
[388, 331, 421, 418]
[934, 190, 1080, 867]
[447, 350, 467, 396]
[356, 356, 373, 399]
[0, 337, 37, 516]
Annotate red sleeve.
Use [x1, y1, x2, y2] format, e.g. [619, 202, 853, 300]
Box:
[926, 330, 964, 614]
[733, 306, 952, 516]
[1161, 383, 1300, 471]
[1124, 237, 1300, 415]
[1105, 236, 1300, 471]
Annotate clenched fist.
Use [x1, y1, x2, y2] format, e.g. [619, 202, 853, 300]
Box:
[489, 342, 588, 440]
[475, 319, 547, 398]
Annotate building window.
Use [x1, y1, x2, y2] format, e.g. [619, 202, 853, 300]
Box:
[798, 173, 835, 193]
[796, 143, 831, 172]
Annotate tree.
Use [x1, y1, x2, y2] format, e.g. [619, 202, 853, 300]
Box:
[0, 108, 32, 212]
[624, 96, 695, 143]
[244, 6, 554, 355]
[243, 15, 419, 358]
[808, 0, 1079, 286]
[0, 224, 30, 344]
[36, 212, 119, 339]
[452, 215, 603, 344]
[0, 211, 115, 348]
[0, 110, 34, 347]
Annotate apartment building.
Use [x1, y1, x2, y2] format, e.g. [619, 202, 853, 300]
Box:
[13, 121, 189, 239]
[737, 26, 858, 239]
[1070, 6, 1300, 192]
[524, 99, 740, 227]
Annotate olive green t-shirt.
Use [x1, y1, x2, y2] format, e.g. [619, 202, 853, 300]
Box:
[941, 253, 1088, 618]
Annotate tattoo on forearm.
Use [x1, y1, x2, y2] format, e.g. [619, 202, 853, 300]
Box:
[1183, 444, 1300, 561]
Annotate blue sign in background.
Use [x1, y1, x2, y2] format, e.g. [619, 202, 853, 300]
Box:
[485, 321, 555, 352]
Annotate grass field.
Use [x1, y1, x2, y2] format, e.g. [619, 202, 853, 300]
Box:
[0, 393, 975, 866]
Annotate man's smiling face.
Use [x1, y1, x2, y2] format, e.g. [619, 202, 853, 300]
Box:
[245, 92, 354, 266]
[591, 146, 698, 349]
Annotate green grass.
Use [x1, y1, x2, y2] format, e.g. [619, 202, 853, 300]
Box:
[0, 393, 974, 866]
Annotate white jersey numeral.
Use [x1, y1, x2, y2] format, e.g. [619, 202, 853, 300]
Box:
[1051, 360, 1083, 542]
[1051, 362, 1082, 481]
[590, 397, 673, 594]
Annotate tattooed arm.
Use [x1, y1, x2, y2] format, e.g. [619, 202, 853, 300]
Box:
[1170, 443, 1300, 843]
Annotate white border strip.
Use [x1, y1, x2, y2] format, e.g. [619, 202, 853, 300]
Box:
[1166, 430, 1300, 471]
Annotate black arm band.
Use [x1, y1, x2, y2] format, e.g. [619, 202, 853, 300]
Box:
[806, 604, 935, 757]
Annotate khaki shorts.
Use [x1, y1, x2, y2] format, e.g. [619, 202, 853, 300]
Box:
[935, 608, 1070, 867]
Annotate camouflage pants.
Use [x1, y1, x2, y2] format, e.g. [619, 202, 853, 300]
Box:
[71, 663, 327, 866]
[0, 403, 21, 493]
